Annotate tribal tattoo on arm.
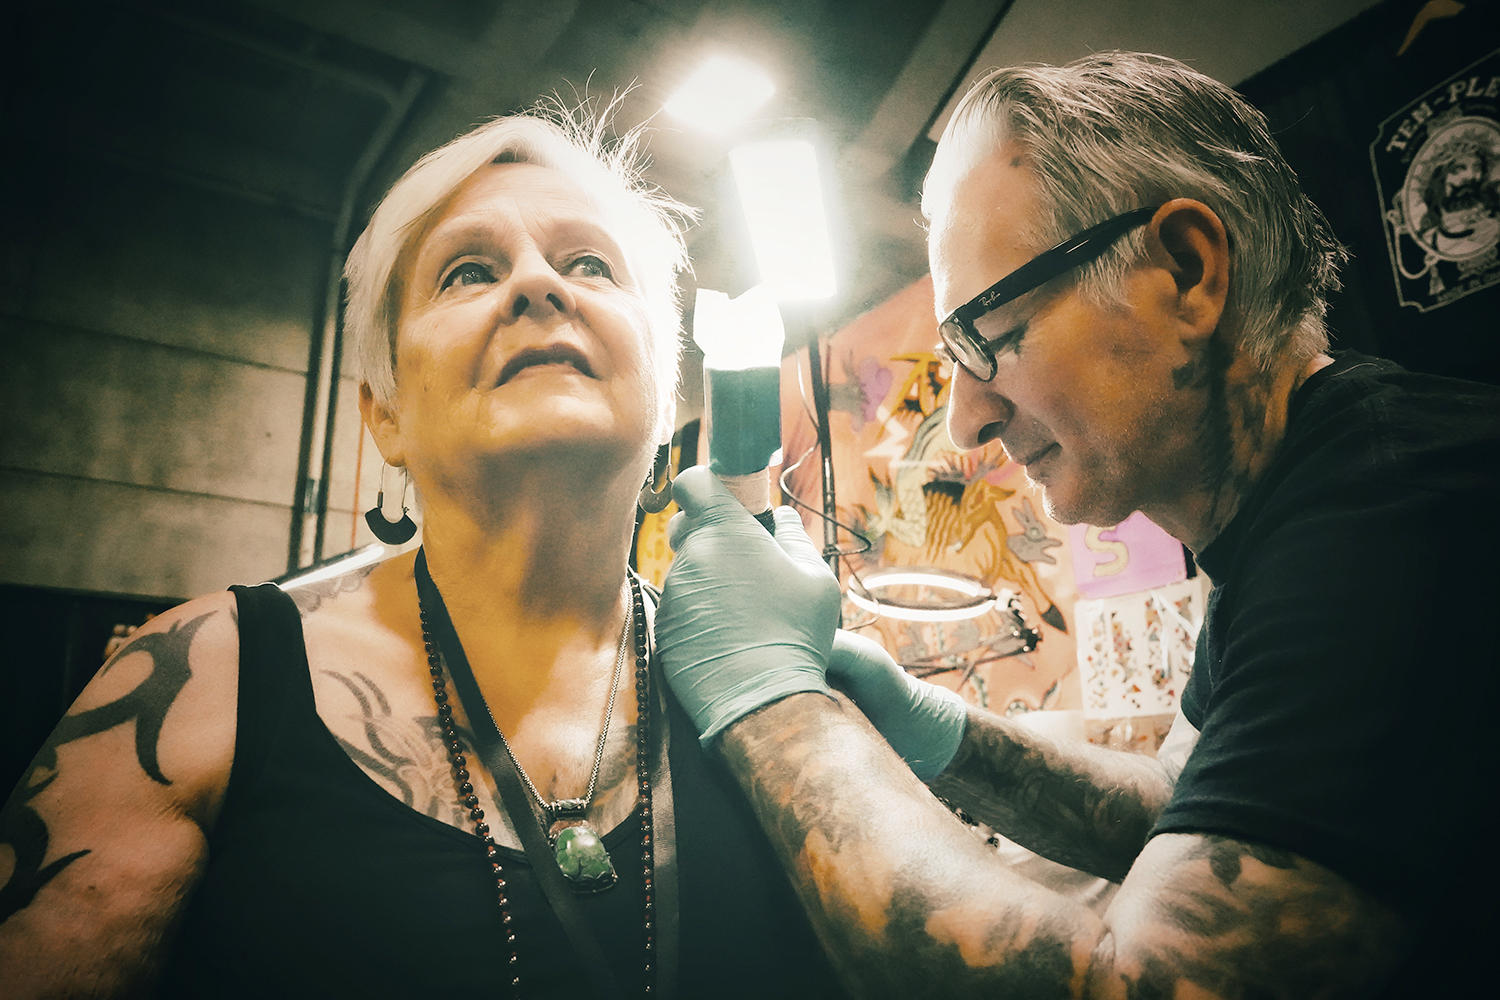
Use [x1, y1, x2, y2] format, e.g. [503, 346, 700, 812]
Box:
[717, 694, 1404, 999]
[0, 788, 90, 923]
[0, 610, 218, 924]
[928, 708, 1175, 882]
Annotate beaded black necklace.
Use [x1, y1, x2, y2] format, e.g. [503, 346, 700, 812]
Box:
[416, 555, 656, 997]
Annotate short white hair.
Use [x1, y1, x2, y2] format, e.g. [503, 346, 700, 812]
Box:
[923, 52, 1345, 370]
[346, 100, 695, 418]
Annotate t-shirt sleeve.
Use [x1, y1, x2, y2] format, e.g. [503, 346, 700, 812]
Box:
[1152, 405, 1498, 917]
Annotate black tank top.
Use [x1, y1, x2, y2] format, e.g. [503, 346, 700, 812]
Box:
[157, 583, 846, 998]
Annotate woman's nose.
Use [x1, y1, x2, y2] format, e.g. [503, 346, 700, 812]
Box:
[945, 363, 1015, 451]
[504, 251, 576, 321]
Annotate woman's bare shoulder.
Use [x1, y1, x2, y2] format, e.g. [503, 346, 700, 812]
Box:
[283, 550, 416, 621]
[293, 551, 426, 693]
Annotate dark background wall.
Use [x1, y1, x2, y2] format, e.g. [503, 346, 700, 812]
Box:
[1239, 0, 1500, 385]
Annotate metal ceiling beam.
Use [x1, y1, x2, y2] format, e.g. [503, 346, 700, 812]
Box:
[137, 3, 405, 104]
[241, 0, 574, 80]
[844, 0, 1014, 180]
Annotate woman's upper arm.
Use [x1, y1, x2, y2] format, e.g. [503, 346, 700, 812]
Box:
[0, 590, 240, 995]
[1093, 831, 1408, 999]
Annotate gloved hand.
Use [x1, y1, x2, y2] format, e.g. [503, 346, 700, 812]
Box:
[828, 630, 968, 781]
[656, 467, 842, 743]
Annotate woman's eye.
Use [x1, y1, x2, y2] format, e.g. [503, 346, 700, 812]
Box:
[564, 254, 614, 281]
[440, 261, 495, 290]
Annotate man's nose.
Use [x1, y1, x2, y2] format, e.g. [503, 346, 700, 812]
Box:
[945, 362, 1015, 451]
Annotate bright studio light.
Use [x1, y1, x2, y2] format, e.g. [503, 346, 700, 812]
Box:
[693, 284, 784, 369]
[729, 138, 837, 302]
[663, 55, 775, 136]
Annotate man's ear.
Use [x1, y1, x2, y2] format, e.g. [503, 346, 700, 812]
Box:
[1143, 198, 1230, 339]
[358, 382, 405, 467]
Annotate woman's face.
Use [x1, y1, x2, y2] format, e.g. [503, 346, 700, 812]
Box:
[367, 162, 669, 490]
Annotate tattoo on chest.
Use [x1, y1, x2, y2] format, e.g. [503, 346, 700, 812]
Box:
[321, 669, 473, 826]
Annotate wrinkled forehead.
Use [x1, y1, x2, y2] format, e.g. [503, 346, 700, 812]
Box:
[417, 162, 626, 257]
[392, 162, 656, 307]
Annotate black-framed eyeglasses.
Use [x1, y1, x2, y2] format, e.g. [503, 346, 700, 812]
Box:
[937, 205, 1162, 381]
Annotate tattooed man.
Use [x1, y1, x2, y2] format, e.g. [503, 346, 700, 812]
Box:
[656, 52, 1500, 998]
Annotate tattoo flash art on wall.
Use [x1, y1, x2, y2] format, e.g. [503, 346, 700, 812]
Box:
[780, 278, 1079, 715]
[1074, 577, 1207, 753]
[1372, 48, 1500, 311]
[1069, 512, 1187, 601]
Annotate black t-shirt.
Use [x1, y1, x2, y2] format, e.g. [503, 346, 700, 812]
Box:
[157, 582, 846, 998]
[1153, 352, 1500, 991]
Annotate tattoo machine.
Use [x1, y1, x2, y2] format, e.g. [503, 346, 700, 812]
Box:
[693, 284, 784, 534]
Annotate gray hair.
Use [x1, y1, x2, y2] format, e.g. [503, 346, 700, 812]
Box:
[922, 51, 1345, 369]
[345, 100, 695, 418]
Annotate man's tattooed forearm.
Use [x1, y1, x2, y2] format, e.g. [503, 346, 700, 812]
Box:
[723, 699, 1404, 999]
[930, 713, 1170, 881]
[720, 697, 1094, 998]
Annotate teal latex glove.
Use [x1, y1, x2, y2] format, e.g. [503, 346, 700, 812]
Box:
[828, 630, 968, 781]
[657, 466, 842, 743]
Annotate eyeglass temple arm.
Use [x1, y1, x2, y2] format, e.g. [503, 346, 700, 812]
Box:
[950, 206, 1162, 325]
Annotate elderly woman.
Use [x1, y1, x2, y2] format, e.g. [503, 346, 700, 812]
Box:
[0, 110, 846, 998]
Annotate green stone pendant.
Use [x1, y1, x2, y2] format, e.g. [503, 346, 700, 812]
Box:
[551, 822, 618, 893]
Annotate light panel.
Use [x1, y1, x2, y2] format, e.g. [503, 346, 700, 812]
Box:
[729, 138, 837, 302]
[663, 55, 775, 136]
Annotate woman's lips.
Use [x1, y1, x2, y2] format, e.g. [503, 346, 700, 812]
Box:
[496, 345, 595, 385]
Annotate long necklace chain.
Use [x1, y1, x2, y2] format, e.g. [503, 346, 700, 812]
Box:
[494, 588, 630, 821]
[419, 574, 656, 997]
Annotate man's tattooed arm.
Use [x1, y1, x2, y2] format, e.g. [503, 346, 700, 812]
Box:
[0, 592, 240, 995]
[927, 707, 1180, 882]
[719, 693, 1406, 999]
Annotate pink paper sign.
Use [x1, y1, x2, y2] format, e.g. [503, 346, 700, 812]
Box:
[1068, 511, 1186, 600]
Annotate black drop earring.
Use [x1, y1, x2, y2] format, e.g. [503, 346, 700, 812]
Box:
[636, 443, 673, 514]
[365, 463, 417, 544]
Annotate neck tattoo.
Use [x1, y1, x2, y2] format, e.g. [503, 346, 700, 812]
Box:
[417, 569, 657, 995]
